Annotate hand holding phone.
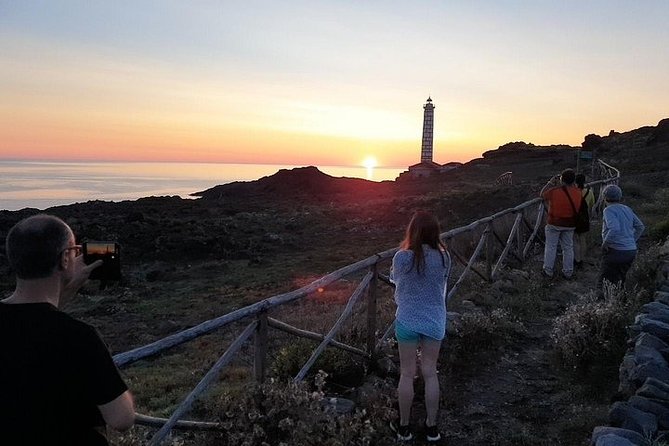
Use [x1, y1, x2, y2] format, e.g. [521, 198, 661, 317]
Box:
[83, 242, 121, 281]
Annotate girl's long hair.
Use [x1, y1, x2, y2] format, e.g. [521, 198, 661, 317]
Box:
[399, 211, 447, 274]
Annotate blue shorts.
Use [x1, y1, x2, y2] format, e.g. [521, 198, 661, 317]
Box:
[395, 320, 441, 343]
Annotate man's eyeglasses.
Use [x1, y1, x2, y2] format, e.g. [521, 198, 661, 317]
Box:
[61, 245, 82, 256]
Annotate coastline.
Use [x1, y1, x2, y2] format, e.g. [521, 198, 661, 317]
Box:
[0, 160, 404, 211]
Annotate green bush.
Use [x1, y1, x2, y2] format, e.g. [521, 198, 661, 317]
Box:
[651, 217, 669, 241]
[628, 245, 662, 290]
[208, 373, 388, 446]
[551, 286, 648, 370]
[115, 372, 394, 446]
[271, 339, 366, 387]
[449, 309, 525, 358]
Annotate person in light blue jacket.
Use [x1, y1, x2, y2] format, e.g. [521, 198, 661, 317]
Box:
[598, 184, 645, 291]
[389, 211, 450, 443]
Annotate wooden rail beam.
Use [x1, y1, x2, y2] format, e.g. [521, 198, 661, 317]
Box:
[148, 321, 257, 446]
[447, 230, 488, 300]
[449, 246, 488, 282]
[491, 213, 523, 280]
[375, 319, 396, 352]
[294, 272, 373, 382]
[135, 413, 223, 431]
[267, 318, 369, 358]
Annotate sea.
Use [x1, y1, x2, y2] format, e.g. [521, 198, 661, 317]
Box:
[0, 161, 405, 211]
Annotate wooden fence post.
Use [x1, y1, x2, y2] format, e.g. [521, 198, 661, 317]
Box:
[485, 224, 494, 282]
[254, 311, 268, 384]
[491, 213, 523, 280]
[367, 262, 378, 358]
[516, 211, 524, 261]
[523, 202, 545, 258]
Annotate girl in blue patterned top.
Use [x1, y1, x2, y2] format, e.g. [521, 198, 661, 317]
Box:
[390, 211, 451, 442]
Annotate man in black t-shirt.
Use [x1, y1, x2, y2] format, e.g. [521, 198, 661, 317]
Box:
[0, 214, 134, 445]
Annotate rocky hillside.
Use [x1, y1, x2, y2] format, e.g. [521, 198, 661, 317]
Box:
[193, 166, 394, 203]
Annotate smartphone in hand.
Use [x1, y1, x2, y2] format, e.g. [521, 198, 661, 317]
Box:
[83, 242, 121, 281]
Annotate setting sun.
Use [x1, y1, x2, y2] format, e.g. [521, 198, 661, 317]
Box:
[362, 156, 378, 169]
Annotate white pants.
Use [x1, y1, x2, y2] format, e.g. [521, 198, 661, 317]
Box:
[543, 225, 575, 277]
[574, 231, 588, 263]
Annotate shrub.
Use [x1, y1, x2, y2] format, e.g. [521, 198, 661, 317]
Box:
[651, 217, 669, 242]
[271, 339, 366, 388]
[628, 244, 662, 290]
[449, 309, 525, 359]
[551, 285, 648, 371]
[205, 372, 389, 446]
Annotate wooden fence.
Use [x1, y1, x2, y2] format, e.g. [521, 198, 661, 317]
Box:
[113, 161, 620, 445]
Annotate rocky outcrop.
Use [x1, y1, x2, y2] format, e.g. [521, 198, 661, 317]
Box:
[647, 118, 669, 146]
[194, 166, 392, 202]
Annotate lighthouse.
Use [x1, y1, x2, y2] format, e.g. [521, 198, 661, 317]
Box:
[420, 97, 435, 163]
[397, 96, 462, 180]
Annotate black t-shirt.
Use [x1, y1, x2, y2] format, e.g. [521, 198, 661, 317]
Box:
[0, 302, 128, 446]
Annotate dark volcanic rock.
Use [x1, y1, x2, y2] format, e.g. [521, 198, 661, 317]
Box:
[648, 118, 669, 145]
[608, 401, 657, 436]
[194, 166, 391, 202]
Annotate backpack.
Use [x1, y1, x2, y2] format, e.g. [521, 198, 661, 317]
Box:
[562, 187, 590, 233]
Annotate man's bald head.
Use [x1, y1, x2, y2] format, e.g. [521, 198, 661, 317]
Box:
[6, 214, 73, 279]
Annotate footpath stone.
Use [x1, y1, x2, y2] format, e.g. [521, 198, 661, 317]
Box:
[646, 377, 669, 395]
[609, 401, 657, 436]
[591, 426, 645, 445]
[629, 395, 669, 429]
[635, 332, 669, 352]
[637, 381, 669, 401]
[635, 317, 669, 343]
[631, 363, 669, 388]
[638, 310, 669, 326]
[619, 354, 638, 395]
[634, 345, 669, 368]
[641, 301, 669, 316]
[594, 435, 637, 446]
[641, 303, 669, 326]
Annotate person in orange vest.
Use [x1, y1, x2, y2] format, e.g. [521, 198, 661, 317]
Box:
[540, 169, 583, 279]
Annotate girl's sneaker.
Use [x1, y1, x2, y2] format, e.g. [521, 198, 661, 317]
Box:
[389, 420, 413, 441]
[425, 423, 442, 443]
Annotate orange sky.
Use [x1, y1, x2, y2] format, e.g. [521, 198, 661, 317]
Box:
[1, 2, 668, 168]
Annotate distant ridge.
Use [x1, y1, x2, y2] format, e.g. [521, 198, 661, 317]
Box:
[194, 166, 392, 201]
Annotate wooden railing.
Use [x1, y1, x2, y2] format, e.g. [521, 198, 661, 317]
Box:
[114, 160, 620, 445]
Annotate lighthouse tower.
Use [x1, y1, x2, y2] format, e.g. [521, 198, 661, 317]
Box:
[420, 97, 435, 162]
[398, 96, 461, 180]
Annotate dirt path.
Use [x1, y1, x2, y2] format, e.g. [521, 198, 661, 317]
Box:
[416, 257, 611, 445]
